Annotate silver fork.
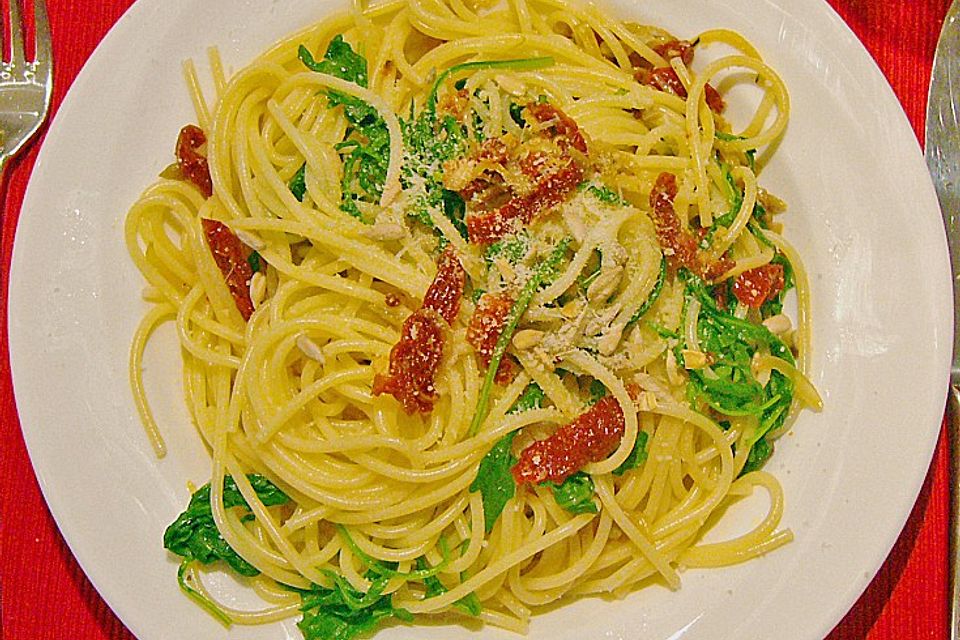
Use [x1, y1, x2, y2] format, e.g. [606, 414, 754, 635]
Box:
[0, 0, 51, 180]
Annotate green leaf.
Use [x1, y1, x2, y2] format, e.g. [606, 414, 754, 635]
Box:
[612, 431, 649, 476]
[587, 379, 607, 405]
[401, 111, 468, 233]
[441, 189, 468, 238]
[467, 383, 544, 532]
[740, 436, 773, 475]
[680, 271, 795, 451]
[296, 573, 410, 640]
[290, 164, 307, 202]
[470, 432, 517, 534]
[247, 251, 263, 274]
[509, 101, 526, 128]
[163, 474, 289, 577]
[546, 472, 597, 515]
[336, 525, 455, 582]
[176, 560, 233, 627]
[584, 183, 626, 206]
[298, 36, 368, 86]
[299, 38, 388, 222]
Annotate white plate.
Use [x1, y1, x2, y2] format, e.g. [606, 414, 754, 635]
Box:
[9, 0, 951, 638]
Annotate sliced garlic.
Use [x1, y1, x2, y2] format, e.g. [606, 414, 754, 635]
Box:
[297, 334, 326, 364]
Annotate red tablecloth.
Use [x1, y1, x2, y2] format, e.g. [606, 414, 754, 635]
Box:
[0, 1, 951, 638]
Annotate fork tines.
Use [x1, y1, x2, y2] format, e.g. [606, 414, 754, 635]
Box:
[3, 0, 50, 70]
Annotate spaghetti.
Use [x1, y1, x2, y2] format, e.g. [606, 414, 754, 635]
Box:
[125, 0, 821, 636]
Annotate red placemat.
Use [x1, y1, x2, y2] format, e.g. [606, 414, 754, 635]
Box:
[0, 1, 950, 638]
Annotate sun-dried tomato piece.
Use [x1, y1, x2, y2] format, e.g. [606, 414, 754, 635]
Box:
[201, 219, 256, 321]
[512, 396, 626, 485]
[703, 255, 735, 281]
[646, 67, 688, 98]
[467, 161, 583, 245]
[421, 246, 466, 324]
[372, 309, 446, 414]
[467, 292, 517, 385]
[654, 39, 695, 66]
[704, 83, 726, 113]
[525, 102, 588, 154]
[477, 137, 512, 164]
[649, 172, 734, 282]
[373, 249, 465, 413]
[176, 125, 213, 198]
[732, 263, 785, 308]
[636, 68, 725, 114]
[649, 173, 700, 272]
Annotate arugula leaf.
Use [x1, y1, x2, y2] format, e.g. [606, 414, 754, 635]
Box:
[417, 558, 482, 617]
[645, 321, 679, 340]
[584, 183, 626, 206]
[401, 110, 468, 233]
[546, 472, 598, 515]
[716, 131, 757, 172]
[470, 433, 517, 534]
[509, 101, 526, 128]
[468, 383, 544, 534]
[299, 38, 388, 222]
[247, 251, 263, 273]
[468, 239, 571, 436]
[612, 431, 649, 476]
[681, 272, 795, 450]
[297, 573, 411, 640]
[441, 189, 468, 237]
[740, 436, 774, 475]
[290, 164, 307, 202]
[587, 379, 607, 405]
[163, 474, 290, 577]
[298, 35, 367, 85]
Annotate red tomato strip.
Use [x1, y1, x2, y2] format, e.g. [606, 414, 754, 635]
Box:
[512, 396, 626, 485]
[422, 246, 466, 324]
[649, 172, 734, 281]
[176, 125, 213, 198]
[465, 102, 587, 245]
[649, 173, 701, 272]
[654, 40, 695, 65]
[467, 292, 518, 385]
[201, 219, 256, 321]
[633, 41, 725, 114]
[467, 160, 582, 245]
[525, 102, 588, 154]
[732, 263, 785, 308]
[372, 249, 465, 414]
[372, 309, 447, 414]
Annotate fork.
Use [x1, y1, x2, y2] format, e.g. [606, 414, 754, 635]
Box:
[0, 0, 51, 198]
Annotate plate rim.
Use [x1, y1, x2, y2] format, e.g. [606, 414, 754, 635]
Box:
[8, 0, 952, 638]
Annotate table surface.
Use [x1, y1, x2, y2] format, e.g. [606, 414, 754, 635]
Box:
[0, 0, 951, 638]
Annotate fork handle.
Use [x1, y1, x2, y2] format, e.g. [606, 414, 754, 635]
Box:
[950, 382, 960, 639]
